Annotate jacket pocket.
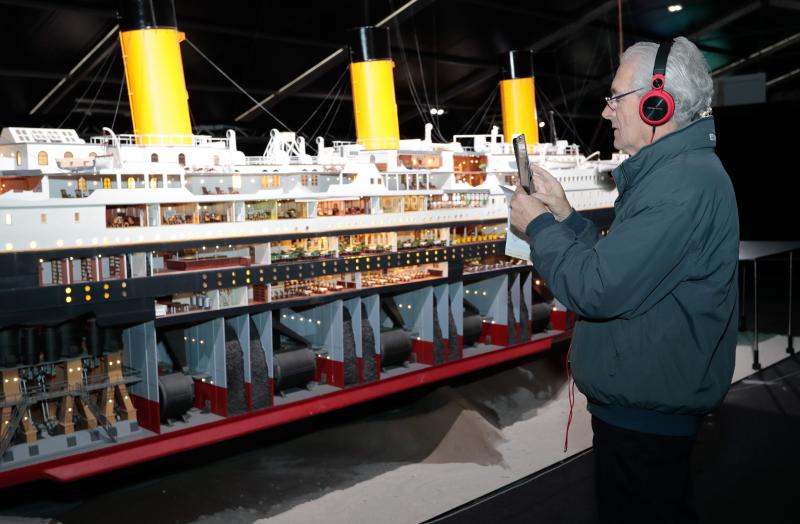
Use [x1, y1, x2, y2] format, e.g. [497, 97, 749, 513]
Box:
[570, 321, 619, 403]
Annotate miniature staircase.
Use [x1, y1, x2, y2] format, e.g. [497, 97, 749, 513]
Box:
[0, 398, 31, 459]
[79, 389, 117, 443]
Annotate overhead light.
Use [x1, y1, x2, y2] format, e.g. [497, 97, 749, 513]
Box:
[539, 121, 546, 128]
[429, 107, 445, 115]
[668, 4, 682, 12]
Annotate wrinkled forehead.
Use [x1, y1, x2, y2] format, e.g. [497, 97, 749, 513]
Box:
[610, 60, 638, 95]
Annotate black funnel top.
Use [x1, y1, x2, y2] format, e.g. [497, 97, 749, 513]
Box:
[500, 50, 534, 80]
[349, 26, 391, 63]
[118, 0, 178, 31]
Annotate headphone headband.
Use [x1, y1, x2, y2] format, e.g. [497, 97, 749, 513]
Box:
[652, 40, 673, 78]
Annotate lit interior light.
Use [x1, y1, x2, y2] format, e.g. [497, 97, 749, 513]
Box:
[668, 4, 682, 12]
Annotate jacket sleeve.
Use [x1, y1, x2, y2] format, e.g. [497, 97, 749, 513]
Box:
[525, 200, 694, 320]
[561, 209, 599, 247]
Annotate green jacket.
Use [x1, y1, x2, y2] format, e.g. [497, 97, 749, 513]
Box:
[525, 117, 739, 436]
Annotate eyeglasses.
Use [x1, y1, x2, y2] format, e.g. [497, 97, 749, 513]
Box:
[604, 87, 645, 110]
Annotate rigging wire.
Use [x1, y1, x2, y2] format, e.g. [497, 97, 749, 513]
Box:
[535, 87, 589, 151]
[565, 30, 606, 148]
[552, 50, 582, 151]
[110, 71, 126, 132]
[589, 30, 620, 151]
[388, 1, 447, 142]
[75, 51, 118, 131]
[320, 81, 349, 141]
[58, 46, 117, 129]
[391, 20, 432, 136]
[469, 88, 498, 136]
[184, 38, 294, 133]
[456, 87, 495, 135]
[617, 0, 624, 60]
[306, 69, 350, 146]
[294, 67, 349, 137]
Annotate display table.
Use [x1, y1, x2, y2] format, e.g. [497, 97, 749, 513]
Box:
[739, 241, 800, 369]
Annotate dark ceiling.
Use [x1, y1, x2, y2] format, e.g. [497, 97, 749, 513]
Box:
[1, 0, 799, 155]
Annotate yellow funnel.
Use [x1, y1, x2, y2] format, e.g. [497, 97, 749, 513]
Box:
[349, 27, 400, 150]
[118, 0, 192, 145]
[499, 50, 539, 149]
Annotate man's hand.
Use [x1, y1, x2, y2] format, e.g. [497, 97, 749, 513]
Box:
[531, 165, 572, 222]
[511, 184, 549, 234]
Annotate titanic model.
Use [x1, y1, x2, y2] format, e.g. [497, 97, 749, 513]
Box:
[0, 0, 620, 486]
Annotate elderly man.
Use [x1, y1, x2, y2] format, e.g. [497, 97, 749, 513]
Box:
[511, 37, 739, 524]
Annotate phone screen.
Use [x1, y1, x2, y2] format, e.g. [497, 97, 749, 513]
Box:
[512, 134, 533, 194]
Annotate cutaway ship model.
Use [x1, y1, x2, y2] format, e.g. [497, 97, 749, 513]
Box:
[0, 1, 621, 487]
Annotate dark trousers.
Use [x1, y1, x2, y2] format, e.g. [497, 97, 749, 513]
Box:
[592, 416, 698, 524]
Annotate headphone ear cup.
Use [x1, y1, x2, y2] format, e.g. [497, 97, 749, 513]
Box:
[639, 89, 675, 126]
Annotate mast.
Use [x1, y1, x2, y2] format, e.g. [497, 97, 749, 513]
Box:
[348, 27, 400, 150]
[117, 0, 192, 144]
[499, 50, 539, 149]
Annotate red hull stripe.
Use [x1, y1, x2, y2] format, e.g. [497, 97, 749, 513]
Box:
[0, 337, 551, 487]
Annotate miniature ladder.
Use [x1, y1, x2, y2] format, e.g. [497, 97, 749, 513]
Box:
[79, 389, 117, 443]
[0, 398, 31, 459]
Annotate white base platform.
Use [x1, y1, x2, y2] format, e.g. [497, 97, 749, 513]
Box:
[248, 333, 793, 524]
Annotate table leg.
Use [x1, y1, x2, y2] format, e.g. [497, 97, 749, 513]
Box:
[739, 263, 747, 331]
[753, 259, 761, 370]
[788, 251, 795, 355]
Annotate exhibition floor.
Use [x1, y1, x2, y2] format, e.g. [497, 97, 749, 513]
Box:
[0, 335, 795, 524]
[425, 333, 800, 524]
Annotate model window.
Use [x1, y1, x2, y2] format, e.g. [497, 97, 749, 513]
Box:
[213, 155, 220, 166]
[150, 177, 159, 188]
[41, 213, 47, 224]
[64, 151, 73, 158]
[151, 153, 159, 162]
[178, 153, 186, 166]
[127, 177, 135, 189]
[103, 177, 112, 189]
[89, 152, 97, 158]
[78, 177, 87, 192]
[38, 151, 48, 165]
[74, 212, 80, 222]
[4, 213, 11, 225]
[15, 151, 22, 166]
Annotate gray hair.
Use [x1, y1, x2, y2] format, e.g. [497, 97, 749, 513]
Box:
[621, 36, 713, 127]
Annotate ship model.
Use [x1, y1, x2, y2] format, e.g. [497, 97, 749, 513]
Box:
[0, 0, 620, 487]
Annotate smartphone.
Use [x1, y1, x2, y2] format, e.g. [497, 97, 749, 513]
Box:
[512, 134, 534, 194]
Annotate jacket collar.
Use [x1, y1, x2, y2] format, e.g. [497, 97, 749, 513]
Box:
[612, 117, 717, 196]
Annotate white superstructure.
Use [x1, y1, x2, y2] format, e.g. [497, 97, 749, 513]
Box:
[0, 123, 621, 253]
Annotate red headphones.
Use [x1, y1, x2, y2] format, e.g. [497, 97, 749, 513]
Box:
[639, 40, 675, 126]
